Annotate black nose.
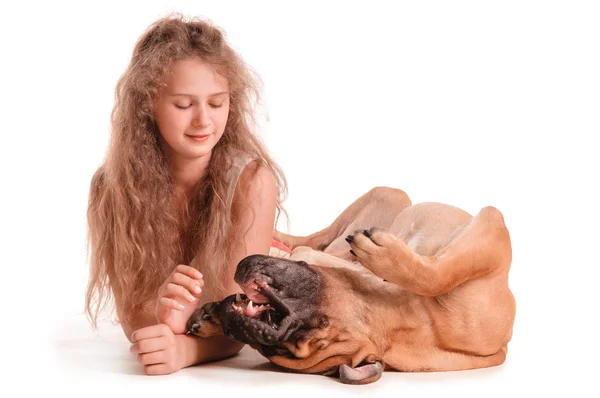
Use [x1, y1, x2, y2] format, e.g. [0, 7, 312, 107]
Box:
[234, 254, 273, 284]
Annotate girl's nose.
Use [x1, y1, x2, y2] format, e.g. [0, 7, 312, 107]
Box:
[192, 105, 210, 128]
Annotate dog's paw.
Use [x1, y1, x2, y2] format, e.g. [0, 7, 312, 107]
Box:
[186, 302, 224, 337]
[345, 228, 397, 274]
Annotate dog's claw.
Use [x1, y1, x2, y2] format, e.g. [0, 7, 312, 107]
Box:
[187, 323, 200, 335]
[345, 235, 354, 243]
[363, 229, 372, 238]
[349, 250, 356, 256]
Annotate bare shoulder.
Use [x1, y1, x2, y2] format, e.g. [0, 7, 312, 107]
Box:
[235, 160, 278, 204]
[227, 161, 278, 286]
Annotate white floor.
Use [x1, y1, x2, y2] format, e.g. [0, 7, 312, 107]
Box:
[37, 308, 591, 398]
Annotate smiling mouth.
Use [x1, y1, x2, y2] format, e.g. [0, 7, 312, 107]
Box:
[188, 134, 211, 141]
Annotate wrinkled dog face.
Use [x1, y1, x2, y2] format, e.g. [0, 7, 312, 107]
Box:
[187, 254, 385, 384]
[187, 255, 326, 352]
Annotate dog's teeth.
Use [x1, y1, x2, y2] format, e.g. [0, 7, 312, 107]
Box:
[235, 293, 241, 303]
[247, 300, 254, 311]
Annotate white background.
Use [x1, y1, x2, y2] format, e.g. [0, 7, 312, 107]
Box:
[1, 0, 598, 396]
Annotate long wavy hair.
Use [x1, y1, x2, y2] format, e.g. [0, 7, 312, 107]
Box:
[85, 14, 288, 328]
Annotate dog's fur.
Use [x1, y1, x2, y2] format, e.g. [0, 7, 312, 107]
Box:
[187, 187, 516, 384]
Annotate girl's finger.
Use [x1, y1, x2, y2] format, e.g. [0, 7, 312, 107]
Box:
[164, 282, 196, 302]
[137, 350, 166, 365]
[144, 363, 174, 375]
[171, 272, 203, 295]
[130, 336, 169, 355]
[130, 324, 171, 344]
[158, 296, 184, 311]
[174, 264, 203, 280]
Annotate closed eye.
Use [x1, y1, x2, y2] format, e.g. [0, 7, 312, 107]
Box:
[175, 103, 223, 109]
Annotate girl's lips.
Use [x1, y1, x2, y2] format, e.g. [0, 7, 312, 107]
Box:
[187, 134, 212, 142]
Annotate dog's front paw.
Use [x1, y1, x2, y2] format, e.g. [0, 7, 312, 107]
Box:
[345, 228, 397, 277]
[186, 302, 224, 338]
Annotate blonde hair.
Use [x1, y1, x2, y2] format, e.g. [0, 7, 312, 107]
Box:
[85, 13, 287, 328]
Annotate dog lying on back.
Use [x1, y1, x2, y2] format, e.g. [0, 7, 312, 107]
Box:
[187, 187, 516, 384]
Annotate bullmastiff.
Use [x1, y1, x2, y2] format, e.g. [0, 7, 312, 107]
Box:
[186, 187, 516, 384]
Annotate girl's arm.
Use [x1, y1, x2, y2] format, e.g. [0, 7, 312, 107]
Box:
[130, 161, 279, 374]
[119, 305, 156, 343]
[130, 325, 244, 374]
[184, 161, 279, 363]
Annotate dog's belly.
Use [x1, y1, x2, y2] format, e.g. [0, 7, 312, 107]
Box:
[390, 202, 473, 255]
[427, 276, 516, 356]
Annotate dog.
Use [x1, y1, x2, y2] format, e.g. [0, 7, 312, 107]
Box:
[186, 187, 516, 385]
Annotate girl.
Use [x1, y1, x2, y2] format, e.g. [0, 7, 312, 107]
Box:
[85, 14, 288, 375]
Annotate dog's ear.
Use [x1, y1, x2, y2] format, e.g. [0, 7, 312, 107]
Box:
[339, 361, 384, 385]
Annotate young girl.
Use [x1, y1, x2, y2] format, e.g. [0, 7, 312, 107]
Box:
[85, 14, 288, 375]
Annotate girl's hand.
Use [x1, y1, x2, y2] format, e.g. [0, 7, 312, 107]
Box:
[130, 324, 185, 375]
[155, 264, 204, 334]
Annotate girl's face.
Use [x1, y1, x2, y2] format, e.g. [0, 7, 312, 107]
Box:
[154, 57, 230, 162]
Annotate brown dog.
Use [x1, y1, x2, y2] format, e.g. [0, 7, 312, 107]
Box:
[187, 187, 516, 384]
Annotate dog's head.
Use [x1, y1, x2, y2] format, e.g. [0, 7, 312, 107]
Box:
[187, 252, 393, 384]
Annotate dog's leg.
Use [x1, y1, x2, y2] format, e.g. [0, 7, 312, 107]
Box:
[275, 187, 411, 251]
[347, 206, 511, 296]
